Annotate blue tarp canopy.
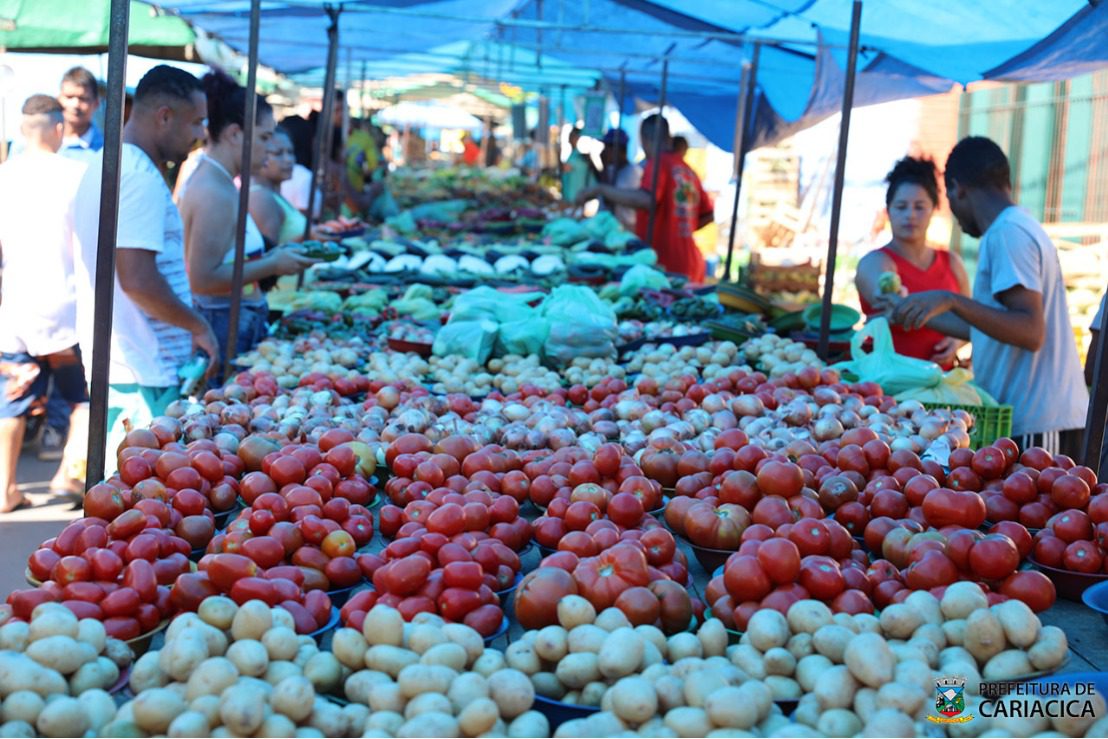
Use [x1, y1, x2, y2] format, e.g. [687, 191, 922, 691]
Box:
[150, 0, 1108, 151]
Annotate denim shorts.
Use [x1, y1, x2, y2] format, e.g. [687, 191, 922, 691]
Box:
[0, 347, 89, 419]
[196, 301, 269, 362]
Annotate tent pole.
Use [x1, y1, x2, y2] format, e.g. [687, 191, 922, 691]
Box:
[222, 0, 260, 382]
[360, 59, 368, 117]
[299, 4, 341, 287]
[1082, 296, 1108, 475]
[723, 42, 761, 283]
[85, 0, 130, 489]
[645, 56, 670, 247]
[817, 0, 862, 360]
[611, 68, 626, 186]
[559, 84, 566, 195]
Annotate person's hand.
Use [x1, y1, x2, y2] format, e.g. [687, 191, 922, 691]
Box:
[0, 360, 39, 401]
[868, 292, 903, 316]
[190, 319, 221, 380]
[890, 290, 954, 331]
[574, 186, 598, 206]
[268, 246, 320, 276]
[930, 337, 963, 367]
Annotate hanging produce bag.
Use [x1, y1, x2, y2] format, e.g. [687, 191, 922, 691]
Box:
[831, 317, 942, 395]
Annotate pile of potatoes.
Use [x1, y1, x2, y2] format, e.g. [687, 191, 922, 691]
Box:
[503, 595, 799, 737]
[623, 341, 744, 382]
[106, 597, 360, 737]
[333, 604, 549, 737]
[562, 357, 627, 389]
[0, 603, 133, 737]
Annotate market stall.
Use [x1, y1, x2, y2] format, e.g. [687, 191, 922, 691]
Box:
[4, 1, 1108, 738]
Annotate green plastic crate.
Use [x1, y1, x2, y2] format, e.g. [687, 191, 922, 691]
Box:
[922, 402, 1014, 449]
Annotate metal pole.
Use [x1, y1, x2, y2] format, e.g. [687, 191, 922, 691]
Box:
[817, 0, 863, 360]
[360, 59, 368, 117]
[85, 0, 130, 489]
[645, 56, 670, 247]
[299, 5, 341, 286]
[723, 43, 761, 282]
[1082, 300, 1108, 475]
[558, 85, 566, 195]
[222, 0, 260, 382]
[610, 68, 626, 186]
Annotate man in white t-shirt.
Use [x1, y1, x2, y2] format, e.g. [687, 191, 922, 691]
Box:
[0, 95, 89, 513]
[891, 136, 1089, 456]
[73, 65, 218, 471]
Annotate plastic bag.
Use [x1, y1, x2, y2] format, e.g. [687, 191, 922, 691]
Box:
[895, 368, 998, 406]
[385, 210, 418, 235]
[497, 318, 550, 357]
[542, 217, 589, 246]
[403, 284, 433, 302]
[540, 285, 617, 366]
[392, 298, 440, 322]
[831, 317, 942, 395]
[619, 265, 670, 297]
[450, 286, 543, 324]
[368, 187, 400, 220]
[433, 320, 498, 364]
[409, 199, 471, 222]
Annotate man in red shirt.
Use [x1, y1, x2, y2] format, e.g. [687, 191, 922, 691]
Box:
[577, 115, 713, 282]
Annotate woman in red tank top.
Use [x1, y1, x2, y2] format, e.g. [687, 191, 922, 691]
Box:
[856, 157, 970, 370]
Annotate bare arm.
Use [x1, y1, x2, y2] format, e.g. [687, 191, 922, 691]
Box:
[577, 183, 653, 210]
[892, 285, 1045, 351]
[854, 249, 898, 311]
[249, 187, 287, 245]
[115, 248, 219, 364]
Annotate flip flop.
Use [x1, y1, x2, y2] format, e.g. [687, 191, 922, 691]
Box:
[0, 497, 31, 514]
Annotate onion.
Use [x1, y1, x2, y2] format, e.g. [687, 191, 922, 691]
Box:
[813, 417, 844, 441]
[615, 399, 648, 421]
[548, 429, 577, 449]
[889, 436, 914, 452]
[503, 403, 530, 422]
[813, 387, 841, 406]
[731, 395, 765, 417]
[919, 419, 947, 441]
[701, 394, 726, 414]
[711, 411, 738, 430]
[839, 410, 861, 429]
[783, 400, 813, 426]
[641, 410, 668, 433]
[684, 409, 711, 434]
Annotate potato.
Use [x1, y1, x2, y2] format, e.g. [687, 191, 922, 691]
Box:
[964, 609, 1007, 662]
[786, 632, 814, 661]
[132, 687, 188, 733]
[607, 678, 655, 726]
[505, 641, 542, 675]
[599, 628, 643, 679]
[698, 620, 728, 658]
[991, 600, 1040, 649]
[894, 659, 933, 695]
[764, 675, 801, 701]
[860, 707, 914, 737]
[270, 675, 315, 722]
[832, 612, 861, 633]
[787, 600, 834, 635]
[534, 626, 569, 663]
[473, 649, 507, 677]
[220, 684, 267, 736]
[1, 691, 44, 725]
[458, 697, 499, 736]
[0, 622, 29, 652]
[304, 652, 342, 693]
[794, 654, 832, 693]
[747, 610, 789, 652]
[33, 696, 87, 739]
[879, 604, 923, 640]
[396, 711, 459, 738]
[104, 637, 134, 668]
[595, 608, 631, 632]
[270, 608, 295, 633]
[448, 671, 489, 711]
[666, 633, 704, 662]
[852, 613, 881, 635]
[844, 632, 895, 688]
[1027, 625, 1068, 671]
[198, 597, 238, 630]
[160, 632, 210, 682]
[904, 590, 942, 626]
[231, 600, 273, 642]
[508, 710, 550, 738]
[262, 627, 301, 662]
[367, 682, 405, 713]
[558, 597, 596, 630]
[567, 624, 608, 654]
[365, 710, 404, 735]
[308, 698, 348, 736]
[167, 710, 210, 738]
[813, 665, 857, 709]
[227, 639, 269, 677]
[942, 582, 988, 620]
[704, 686, 759, 729]
[875, 682, 926, 715]
[488, 669, 534, 719]
[816, 708, 862, 737]
[982, 649, 1033, 680]
[25, 635, 95, 674]
[420, 643, 467, 672]
[365, 645, 419, 677]
[363, 606, 404, 647]
[1051, 691, 1105, 737]
[664, 706, 712, 737]
[404, 693, 452, 720]
[189, 694, 221, 726]
[943, 618, 967, 646]
[441, 623, 483, 667]
[580, 681, 607, 706]
[399, 664, 454, 698]
[256, 713, 297, 738]
[812, 624, 854, 663]
[406, 624, 446, 655]
[761, 647, 796, 677]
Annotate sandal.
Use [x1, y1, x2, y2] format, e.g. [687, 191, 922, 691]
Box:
[1, 497, 31, 514]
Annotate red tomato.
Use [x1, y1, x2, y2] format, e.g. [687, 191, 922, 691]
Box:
[968, 534, 1020, 580]
[988, 521, 1033, 559]
[443, 561, 484, 590]
[788, 518, 830, 557]
[513, 567, 578, 630]
[607, 493, 645, 528]
[723, 555, 772, 603]
[573, 544, 651, 611]
[1063, 540, 1103, 573]
[999, 570, 1056, 612]
[756, 461, 804, 498]
[922, 488, 986, 529]
[971, 446, 1007, 480]
[756, 538, 801, 585]
[1052, 474, 1091, 510]
[1051, 510, 1093, 543]
[831, 589, 875, 614]
[799, 558, 846, 600]
[463, 604, 503, 636]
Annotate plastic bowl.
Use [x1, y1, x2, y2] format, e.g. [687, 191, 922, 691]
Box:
[1028, 557, 1108, 600]
[531, 694, 600, 729]
[109, 665, 132, 695]
[1081, 580, 1108, 625]
[126, 620, 169, 656]
[214, 501, 244, 530]
[685, 540, 734, 575]
[648, 496, 670, 519]
[496, 573, 523, 610]
[327, 581, 367, 607]
[802, 302, 862, 333]
[308, 607, 341, 643]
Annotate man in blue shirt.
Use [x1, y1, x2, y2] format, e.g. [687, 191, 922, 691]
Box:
[58, 67, 103, 161]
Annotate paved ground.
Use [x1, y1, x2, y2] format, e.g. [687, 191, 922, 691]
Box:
[1, 447, 1104, 677]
